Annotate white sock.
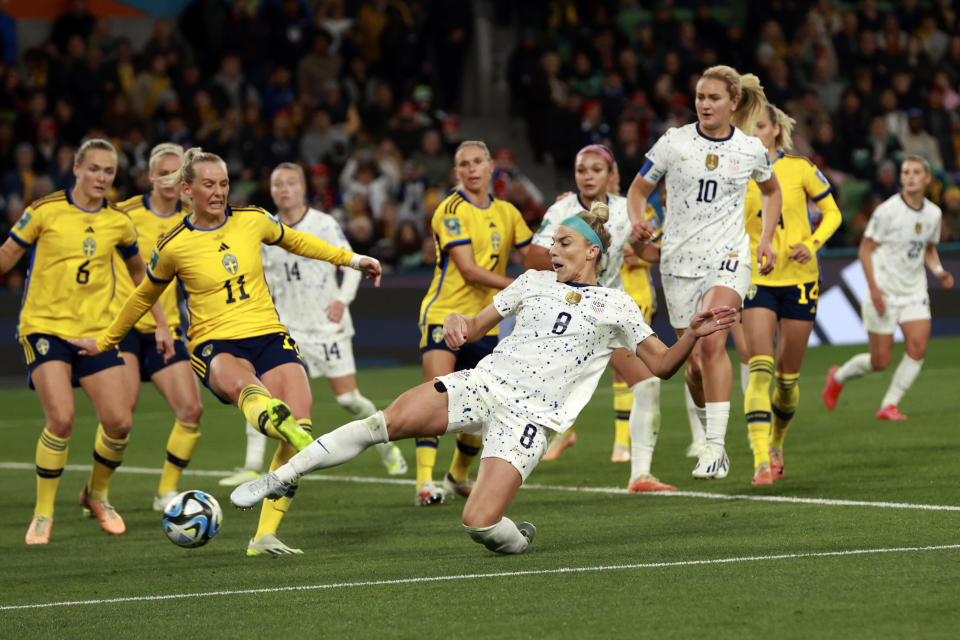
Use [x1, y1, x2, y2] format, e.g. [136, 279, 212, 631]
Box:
[335, 389, 394, 458]
[835, 353, 873, 384]
[740, 362, 750, 397]
[628, 377, 661, 482]
[464, 516, 528, 554]
[276, 412, 389, 483]
[705, 401, 730, 448]
[243, 421, 268, 471]
[881, 355, 923, 408]
[685, 385, 705, 448]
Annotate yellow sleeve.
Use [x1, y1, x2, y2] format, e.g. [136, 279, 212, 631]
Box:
[9, 205, 43, 246]
[804, 165, 842, 252]
[275, 226, 354, 267]
[434, 206, 471, 250]
[96, 278, 167, 352]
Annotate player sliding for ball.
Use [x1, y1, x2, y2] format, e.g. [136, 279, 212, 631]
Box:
[231, 201, 736, 554]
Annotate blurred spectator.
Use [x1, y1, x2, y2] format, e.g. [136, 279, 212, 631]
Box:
[439, 113, 463, 155]
[143, 18, 190, 68]
[342, 56, 377, 107]
[130, 55, 173, 119]
[412, 129, 450, 188]
[307, 163, 339, 213]
[47, 145, 76, 191]
[262, 65, 296, 119]
[849, 193, 883, 246]
[359, 81, 395, 140]
[346, 213, 376, 255]
[386, 101, 426, 156]
[525, 51, 564, 162]
[260, 110, 299, 170]
[851, 116, 903, 180]
[899, 108, 944, 170]
[941, 187, 960, 242]
[51, 0, 94, 54]
[834, 89, 868, 152]
[580, 99, 611, 147]
[298, 29, 341, 104]
[179, 0, 230, 74]
[491, 147, 543, 214]
[340, 153, 391, 217]
[426, 0, 473, 110]
[301, 108, 351, 170]
[612, 120, 646, 189]
[212, 53, 259, 111]
[925, 88, 956, 172]
[317, 0, 354, 55]
[393, 219, 425, 271]
[263, 0, 313, 71]
[396, 159, 427, 223]
[869, 160, 900, 203]
[2, 143, 38, 205]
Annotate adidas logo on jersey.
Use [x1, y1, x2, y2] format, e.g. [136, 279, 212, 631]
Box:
[489, 222, 496, 228]
[85, 226, 94, 233]
[218, 243, 230, 251]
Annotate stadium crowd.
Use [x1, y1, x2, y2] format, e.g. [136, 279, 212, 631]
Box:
[2, 0, 960, 292]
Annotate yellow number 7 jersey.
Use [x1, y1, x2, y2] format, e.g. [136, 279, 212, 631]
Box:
[148, 206, 289, 351]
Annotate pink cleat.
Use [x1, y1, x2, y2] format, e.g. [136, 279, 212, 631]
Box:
[876, 405, 907, 421]
[823, 366, 843, 410]
[627, 476, 677, 492]
[768, 447, 784, 480]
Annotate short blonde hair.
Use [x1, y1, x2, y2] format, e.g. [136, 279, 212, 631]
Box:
[74, 138, 117, 166]
[148, 142, 185, 173]
[701, 65, 767, 135]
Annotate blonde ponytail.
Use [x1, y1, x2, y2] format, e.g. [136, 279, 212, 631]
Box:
[770, 104, 796, 151]
[581, 199, 611, 252]
[160, 147, 227, 192]
[702, 65, 767, 135]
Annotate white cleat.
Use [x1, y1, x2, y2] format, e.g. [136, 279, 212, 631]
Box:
[246, 533, 302, 556]
[376, 443, 408, 476]
[686, 440, 706, 458]
[692, 445, 730, 479]
[414, 481, 445, 506]
[218, 468, 262, 487]
[230, 471, 291, 508]
[152, 490, 179, 512]
[442, 473, 473, 500]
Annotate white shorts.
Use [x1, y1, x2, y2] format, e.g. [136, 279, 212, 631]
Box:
[436, 370, 548, 482]
[861, 294, 931, 335]
[662, 262, 752, 329]
[295, 333, 357, 379]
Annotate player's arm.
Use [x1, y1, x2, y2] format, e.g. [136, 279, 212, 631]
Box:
[0, 236, 26, 274]
[71, 276, 168, 355]
[123, 252, 175, 361]
[442, 304, 505, 350]
[858, 236, 885, 315]
[626, 174, 657, 245]
[635, 306, 737, 378]
[448, 243, 513, 289]
[328, 263, 362, 323]
[924, 243, 954, 289]
[523, 244, 553, 271]
[756, 174, 782, 274]
[276, 226, 381, 285]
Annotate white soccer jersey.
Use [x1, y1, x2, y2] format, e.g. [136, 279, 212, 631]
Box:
[640, 123, 772, 277]
[864, 194, 941, 304]
[261, 207, 360, 337]
[531, 193, 632, 289]
[476, 269, 653, 433]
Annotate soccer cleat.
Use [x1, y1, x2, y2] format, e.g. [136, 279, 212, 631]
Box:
[692, 445, 730, 479]
[377, 443, 408, 476]
[79, 486, 126, 535]
[751, 462, 774, 486]
[152, 490, 179, 512]
[876, 404, 907, 421]
[517, 521, 536, 549]
[822, 366, 843, 410]
[230, 471, 291, 509]
[442, 472, 473, 499]
[769, 446, 784, 480]
[541, 430, 577, 461]
[246, 533, 303, 556]
[218, 468, 262, 487]
[25, 515, 52, 545]
[267, 399, 313, 451]
[610, 443, 631, 463]
[414, 481, 445, 506]
[627, 475, 677, 492]
[685, 441, 706, 458]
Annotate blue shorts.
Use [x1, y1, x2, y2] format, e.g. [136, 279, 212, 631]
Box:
[743, 281, 819, 321]
[419, 323, 497, 371]
[190, 332, 305, 404]
[20, 333, 125, 389]
[118, 328, 190, 381]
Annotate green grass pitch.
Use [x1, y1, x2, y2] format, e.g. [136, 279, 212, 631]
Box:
[2, 340, 959, 639]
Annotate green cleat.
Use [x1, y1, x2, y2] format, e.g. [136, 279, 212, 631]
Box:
[517, 521, 536, 549]
[267, 399, 312, 451]
[246, 533, 302, 556]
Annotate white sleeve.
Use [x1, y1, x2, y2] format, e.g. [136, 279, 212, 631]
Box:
[864, 204, 886, 242]
[613, 299, 654, 350]
[928, 205, 942, 245]
[531, 203, 564, 249]
[337, 268, 362, 305]
[639, 129, 675, 184]
[493, 271, 531, 317]
[320, 216, 360, 305]
[750, 141, 774, 182]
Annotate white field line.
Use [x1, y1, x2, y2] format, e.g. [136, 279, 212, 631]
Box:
[2, 543, 958, 612]
[1, 462, 959, 512]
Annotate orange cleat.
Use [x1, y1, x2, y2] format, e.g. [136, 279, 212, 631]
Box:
[751, 462, 774, 486]
[610, 443, 631, 463]
[627, 475, 677, 492]
[541, 430, 577, 461]
[823, 366, 843, 410]
[25, 515, 52, 545]
[79, 486, 126, 535]
[768, 446, 784, 480]
[876, 405, 907, 421]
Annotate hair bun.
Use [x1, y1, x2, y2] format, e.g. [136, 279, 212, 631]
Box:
[587, 199, 610, 224]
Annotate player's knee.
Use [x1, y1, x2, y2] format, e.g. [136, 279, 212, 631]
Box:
[870, 351, 891, 371]
[45, 410, 75, 437]
[905, 341, 927, 361]
[101, 412, 133, 439]
[177, 401, 203, 425]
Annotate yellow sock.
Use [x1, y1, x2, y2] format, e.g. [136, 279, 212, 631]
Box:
[253, 419, 310, 539]
[88, 424, 128, 500]
[35, 428, 69, 519]
[447, 433, 481, 483]
[415, 437, 439, 489]
[613, 381, 631, 448]
[771, 372, 800, 448]
[238, 384, 285, 441]
[745, 355, 774, 468]
[157, 419, 201, 496]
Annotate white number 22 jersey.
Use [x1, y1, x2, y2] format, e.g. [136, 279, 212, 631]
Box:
[641, 123, 772, 278]
[477, 269, 654, 433]
[261, 207, 360, 338]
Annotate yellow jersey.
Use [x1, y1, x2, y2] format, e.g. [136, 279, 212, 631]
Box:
[146, 205, 353, 351]
[620, 203, 661, 323]
[744, 152, 842, 286]
[10, 189, 139, 339]
[112, 194, 186, 332]
[419, 190, 532, 335]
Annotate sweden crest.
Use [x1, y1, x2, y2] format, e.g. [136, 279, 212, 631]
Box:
[746, 285, 757, 300]
[491, 231, 501, 251]
[36, 338, 50, 356]
[222, 253, 239, 275]
[201, 344, 213, 357]
[83, 237, 96, 257]
[431, 326, 444, 343]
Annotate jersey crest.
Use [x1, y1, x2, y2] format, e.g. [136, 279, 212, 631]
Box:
[565, 291, 582, 305]
[36, 338, 50, 356]
[491, 230, 501, 251]
[915, 223, 922, 235]
[16, 212, 31, 230]
[82, 236, 96, 257]
[444, 218, 461, 235]
[222, 253, 239, 275]
[431, 326, 444, 344]
[705, 154, 719, 171]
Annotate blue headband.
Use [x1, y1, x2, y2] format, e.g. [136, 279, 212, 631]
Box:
[559, 215, 604, 253]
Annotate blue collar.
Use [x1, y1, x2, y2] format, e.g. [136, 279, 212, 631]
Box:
[67, 188, 106, 213]
[185, 205, 231, 231]
[696, 122, 735, 142]
[144, 192, 182, 217]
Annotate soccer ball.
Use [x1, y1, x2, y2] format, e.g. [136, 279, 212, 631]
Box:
[161, 490, 222, 548]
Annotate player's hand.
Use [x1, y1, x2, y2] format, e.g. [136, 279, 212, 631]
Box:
[787, 242, 813, 264]
[688, 306, 737, 338]
[326, 300, 346, 323]
[630, 219, 654, 243]
[155, 325, 176, 363]
[69, 337, 103, 356]
[937, 269, 954, 289]
[756, 241, 776, 275]
[870, 287, 886, 316]
[358, 256, 382, 287]
[554, 190, 574, 203]
[622, 242, 640, 266]
[443, 314, 469, 350]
